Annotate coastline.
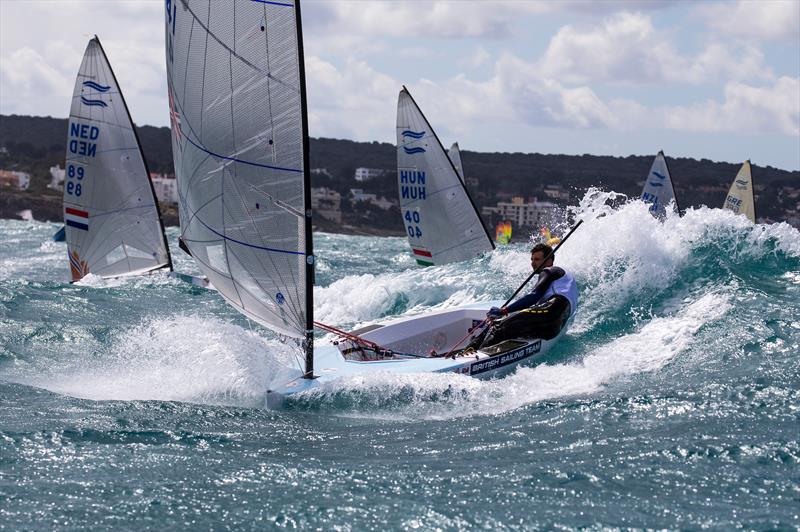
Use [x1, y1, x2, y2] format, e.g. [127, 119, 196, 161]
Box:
[0, 189, 406, 237]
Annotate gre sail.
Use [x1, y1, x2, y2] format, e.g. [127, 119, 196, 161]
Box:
[396, 87, 494, 266]
[448, 142, 465, 183]
[165, 0, 313, 347]
[640, 150, 679, 218]
[722, 160, 756, 223]
[65, 37, 171, 282]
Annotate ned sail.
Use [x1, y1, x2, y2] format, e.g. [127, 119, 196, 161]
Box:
[165, 0, 313, 342]
[396, 87, 494, 266]
[65, 37, 171, 282]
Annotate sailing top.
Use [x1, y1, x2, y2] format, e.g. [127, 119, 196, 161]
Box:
[722, 160, 756, 223]
[64, 37, 171, 282]
[640, 151, 679, 218]
[504, 267, 579, 318]
[396, 87, 494, 267]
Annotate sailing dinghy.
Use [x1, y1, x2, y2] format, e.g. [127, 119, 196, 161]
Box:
[722, 160, 756, 223]
[64, 37, 172, 282]
[164, 0, 570, 409]
[640, 150, 679, 218]
[397, 88, 494, 266]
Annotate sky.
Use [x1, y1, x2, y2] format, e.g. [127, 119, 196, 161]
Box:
[1, 0, 798, 171]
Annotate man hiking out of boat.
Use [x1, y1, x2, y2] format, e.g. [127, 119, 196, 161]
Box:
[469, 243, 578, 349]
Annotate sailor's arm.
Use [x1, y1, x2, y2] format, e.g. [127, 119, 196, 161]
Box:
[489, 267, 565, 317]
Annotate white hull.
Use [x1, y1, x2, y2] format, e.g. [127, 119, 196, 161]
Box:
[266, 302, 569, 408]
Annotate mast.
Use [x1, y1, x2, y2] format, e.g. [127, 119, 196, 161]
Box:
[661, 150, 680, 214]
[94, 36, 173, 272]
[747, 160, 757, 222]
[296, 0, 314, 379]
[401, 85, 495, 250]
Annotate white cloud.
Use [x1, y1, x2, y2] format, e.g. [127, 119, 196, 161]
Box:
[696, 0, 800, 42]
[305, 1, 553, 39]
[305, 56, 400, 140]
[537, 11, 773, 85]
[660, 77, 800, 136]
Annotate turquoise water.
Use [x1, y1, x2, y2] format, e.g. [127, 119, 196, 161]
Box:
[1, 191, 799, 529]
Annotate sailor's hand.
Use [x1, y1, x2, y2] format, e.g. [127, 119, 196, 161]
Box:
[487, 307, 507, 319]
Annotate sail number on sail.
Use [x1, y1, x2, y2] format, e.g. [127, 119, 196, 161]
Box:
[400, 169, 426, 238]
[66, 122, 99, 197]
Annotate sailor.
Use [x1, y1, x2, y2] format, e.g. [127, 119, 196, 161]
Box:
[477, 243, 578, 348]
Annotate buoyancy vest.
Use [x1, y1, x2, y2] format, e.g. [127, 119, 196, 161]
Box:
[543, 268, 579, 317]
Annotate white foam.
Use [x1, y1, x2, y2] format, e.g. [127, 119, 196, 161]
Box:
[309, 291, 732, 420]
[24, 315, 298, 407]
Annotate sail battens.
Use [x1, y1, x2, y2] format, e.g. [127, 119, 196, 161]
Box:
[183, 135, 302, 173]
[396, 87, 493, 266]
[64, 37, 171, 282]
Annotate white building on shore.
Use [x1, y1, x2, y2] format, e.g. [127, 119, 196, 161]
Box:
[482, 196, 557, 228]
[150, 173, 178, 204]
[354, 167, 385, 182]
[48, 165, 65, 190]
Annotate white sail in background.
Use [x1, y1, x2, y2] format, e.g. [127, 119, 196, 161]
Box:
[165, 0, 312, 340]
[448, 142, 465, 183]
[640, 151, 678, 218]
[723, 160, 756, 223]
[64, 37, 171, 282]
[396, 88, 494, 266]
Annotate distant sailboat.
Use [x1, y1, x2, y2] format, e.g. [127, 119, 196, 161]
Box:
[396, 87, 494, 266]
[640, 151, 679, 218]
[448, 142, 465, 183]
[64, 37, 171, 282]
[722, 160, 756, 223]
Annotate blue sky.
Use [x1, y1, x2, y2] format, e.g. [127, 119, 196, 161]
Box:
[1, 0, 798, 170]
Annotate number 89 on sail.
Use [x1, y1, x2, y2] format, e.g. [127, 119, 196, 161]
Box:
[65, 164, 85, 197]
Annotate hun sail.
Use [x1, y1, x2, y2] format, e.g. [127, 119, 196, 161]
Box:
[448, 142, 465, 184]
[65, 37, 171, 282]
[165, 0, 313, 341]
[396, 87, 494, 266]
[722, 160, 756, 223]
[640, 150, 679, 218]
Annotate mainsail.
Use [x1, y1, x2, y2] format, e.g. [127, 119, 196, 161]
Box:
[640, 150, 679, 218]
[396, 87, 494, 266]
[722, 160, 756, 223]
[64, 37, 171, 282]
[448, 142, 465, 183]
[165, 0, 313, 357]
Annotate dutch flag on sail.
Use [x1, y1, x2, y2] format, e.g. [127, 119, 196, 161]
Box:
[65, 207, 89, 231]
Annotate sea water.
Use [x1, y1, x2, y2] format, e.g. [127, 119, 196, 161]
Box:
[1, 191, 798, 529]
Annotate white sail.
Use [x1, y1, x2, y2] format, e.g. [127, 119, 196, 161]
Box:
[448, 142, 465, 183]
[640, 150, 678, 218]
[64, 37, 171, 282]
[165, 0, 312, 340]
[396, 88, 494, 266]
[722, 160, 756, 223]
